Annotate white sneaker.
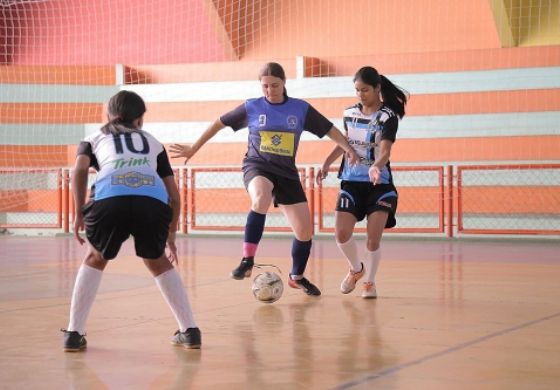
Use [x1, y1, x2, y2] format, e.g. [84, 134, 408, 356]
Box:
[340, 263, 364, 294]
[361, 281, 377, 299]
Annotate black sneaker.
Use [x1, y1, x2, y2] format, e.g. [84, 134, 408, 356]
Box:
[288, 277, 321, 296]
[171, 328, 201, 349]
[231, 257, 254, 280]
[61, 329, 87, 352]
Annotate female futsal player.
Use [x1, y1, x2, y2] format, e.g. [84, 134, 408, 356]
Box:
[63, 91, 200, 351]
[317, 66, 408, 298]
[170, 62, 359, 296]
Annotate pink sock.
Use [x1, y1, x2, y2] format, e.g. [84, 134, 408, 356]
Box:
[243, 242, 258, 258]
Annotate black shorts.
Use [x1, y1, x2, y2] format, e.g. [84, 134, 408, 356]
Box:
[335, 181, 398, 228]
[243, 168, 307, 206]
[82, 196, 172, 260]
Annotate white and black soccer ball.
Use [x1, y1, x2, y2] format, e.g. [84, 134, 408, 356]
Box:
[252, 271, 284, 303]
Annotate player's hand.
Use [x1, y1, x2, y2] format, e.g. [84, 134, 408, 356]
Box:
[166, 231, 178, 265]
[316, 165, 329, 185]
[346, 149, 360, 166]
[169, 144, 195, 165]
[369, 165, 381, 185]
[73, 213, 85, 245]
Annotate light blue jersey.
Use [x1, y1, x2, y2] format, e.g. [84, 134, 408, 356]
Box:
[339, 104, 398, 184]
[78, 130, 171, 204]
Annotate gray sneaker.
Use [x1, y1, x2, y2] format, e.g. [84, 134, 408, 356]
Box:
[171, 328, 201, 349]
[61, 329, 87, 352]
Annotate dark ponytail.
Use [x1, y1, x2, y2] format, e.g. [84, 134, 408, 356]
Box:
[100, 90, 146, 135]
[354, 67, 409, 118]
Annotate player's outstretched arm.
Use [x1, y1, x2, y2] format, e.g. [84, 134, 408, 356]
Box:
[71, 155, 90, 245]
[316, 145, 345, 185]
[325, 126, 359, 166]
[170, 119, 226, 164]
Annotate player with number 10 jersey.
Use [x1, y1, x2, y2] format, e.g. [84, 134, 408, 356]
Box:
[78, 130, 172, 204]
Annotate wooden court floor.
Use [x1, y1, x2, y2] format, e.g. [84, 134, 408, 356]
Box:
[0, 234, 559, 389]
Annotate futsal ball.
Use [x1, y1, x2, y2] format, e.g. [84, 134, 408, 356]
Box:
[252, 272, 284, 303]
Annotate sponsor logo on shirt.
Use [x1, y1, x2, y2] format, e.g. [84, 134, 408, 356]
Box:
[111, 171, 155, 188]
[112, 156, 150, 169]
[259, 131, 295, 157]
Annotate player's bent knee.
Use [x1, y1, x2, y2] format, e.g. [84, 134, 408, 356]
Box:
[144, 255, 173, 277]
[84, 251, 108, 271]
[366, 240, 381, 252]
[335, 229, 353, 244]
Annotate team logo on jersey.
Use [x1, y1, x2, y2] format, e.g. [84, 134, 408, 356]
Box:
[287, 115, 298, 129]
[111, 171, 155, 188]
[259, 131, 295, 156]
[258, 114, 267, 127]
[271, 134, 282, 146]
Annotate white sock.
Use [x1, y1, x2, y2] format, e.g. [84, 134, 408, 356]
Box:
[336, 237, 362, 272]
[155, 268, 197, 331]
[364, 247, 381, 283]
[68, 264, 103, 334]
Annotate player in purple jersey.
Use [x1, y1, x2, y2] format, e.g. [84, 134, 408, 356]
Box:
[62, 91, 201, 351]
[317, 66, 408, 299]
[171, 62, 359, 296]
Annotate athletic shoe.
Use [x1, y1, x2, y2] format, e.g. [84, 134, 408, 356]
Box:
[288, 277, 321, 296]
[61, 329, 87, 352]
[231, 257, 254, 280]
[340, 263, 364, 294]
[361, 281, 377, 299]
[171, 328, 201, 349]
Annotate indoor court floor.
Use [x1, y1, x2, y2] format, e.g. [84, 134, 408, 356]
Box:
[0, 234, 559, 389]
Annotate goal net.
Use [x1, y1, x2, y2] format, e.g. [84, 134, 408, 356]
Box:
[1, 0, 559, 235]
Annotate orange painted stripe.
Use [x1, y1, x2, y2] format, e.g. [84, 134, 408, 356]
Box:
[403, 89, 560, 116]
[318, 46, 560, 77]
[1, 48, 557, 86]
[125, 61, 298, 84]
[142, 88, 560, 122]
[144, 101, 241, 122]
[461, 187, 560, 213]
[0, 65, 116, 85]
[385, 136, 560, 163]
[0, 145, 70, 167]
[122, 47, 560, 83]
[0, 190, 58, 212]
[310, 89, 560, 117]
[4, 187, 556, 215]
[169, 136, 560, 166]
[2, 135, 558, 168]
[0, 103, 103, 123]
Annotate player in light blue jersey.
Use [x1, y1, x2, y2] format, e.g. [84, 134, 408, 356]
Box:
[317, 66, 408, 299]
[62, 91, 200, 351]
[171, 62, 359, 296]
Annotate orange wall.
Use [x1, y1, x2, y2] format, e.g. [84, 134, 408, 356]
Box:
[242, 0, 501, 60]
[1, 0, 229, 65]
[2, 0, 503, 66]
